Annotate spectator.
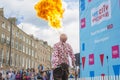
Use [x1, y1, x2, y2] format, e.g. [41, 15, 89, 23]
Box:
[0, 67, 6, 79]
[38, 64, 44, 72]
[16, 71, 21, 80]
[26, 68, 31, 80]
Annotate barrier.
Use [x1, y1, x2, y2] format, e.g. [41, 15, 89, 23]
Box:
[69, 75, 120, 80]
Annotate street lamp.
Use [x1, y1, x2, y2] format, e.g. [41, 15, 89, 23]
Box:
[106, 56, 109, 80]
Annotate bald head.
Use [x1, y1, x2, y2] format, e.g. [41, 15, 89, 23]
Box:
[60, 33, 67, 43]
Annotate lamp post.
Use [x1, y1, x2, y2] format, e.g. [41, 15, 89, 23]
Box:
[106, 56, 109, 80]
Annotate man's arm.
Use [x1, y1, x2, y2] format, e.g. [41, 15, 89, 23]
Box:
[68, 44, 76, 67]
[52, 44, 59, 68]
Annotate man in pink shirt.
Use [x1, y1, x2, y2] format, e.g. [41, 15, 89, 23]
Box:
[52, 33, 76, 80]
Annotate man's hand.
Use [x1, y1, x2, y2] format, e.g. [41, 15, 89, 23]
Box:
[51, 67, 55, 70]
[72, 61, 76, 68]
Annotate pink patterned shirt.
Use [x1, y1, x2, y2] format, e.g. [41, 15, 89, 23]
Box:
[52, 42, 76, 68]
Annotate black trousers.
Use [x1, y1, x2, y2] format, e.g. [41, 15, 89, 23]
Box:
[53, 63, 69, 80]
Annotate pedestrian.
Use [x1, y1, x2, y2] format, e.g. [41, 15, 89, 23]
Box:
[6, 72, 9, 80]
[0, 67, 6, 80]
[46, 68, 50, 80]
[22, 72, 27, 80]
[52, 33, 76, 80]
[38, 64, 44, 73]
[0, 72, 3, 80]
[26, 69, 31, 80]
[42, 72, 48, 80]
[9, 68, 15, 80]
[34, 69, 38, 80]
[16, 71, 21, 80]
[30, 68, 35, 80]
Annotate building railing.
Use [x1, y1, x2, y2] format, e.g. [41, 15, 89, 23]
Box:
[69, 75, 120, 80]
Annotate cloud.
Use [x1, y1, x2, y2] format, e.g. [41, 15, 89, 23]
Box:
[0, 0, 80, 53]
[0, 0, 48, 28]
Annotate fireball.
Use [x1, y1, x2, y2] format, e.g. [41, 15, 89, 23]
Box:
[34, 0, 64, 29]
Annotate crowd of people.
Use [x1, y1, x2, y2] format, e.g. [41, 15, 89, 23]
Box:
[0, 67, 79, 80]
[0, 65, 51, 80]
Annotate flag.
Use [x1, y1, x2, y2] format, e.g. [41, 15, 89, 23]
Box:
[88, 0, 92, 2]
[112, 45, 119, 58]
[89, 54, 94, 65]
[82, 57, 86, 69]
[113, 65, 120, 75]
[100, 54, 104, 66]
[81, 18, 86, 29]
[81, 0, 85, 11]
[90, 71, 94, 77]
[82, 43, 85, 51]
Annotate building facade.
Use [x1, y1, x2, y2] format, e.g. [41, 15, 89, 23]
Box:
[0, 8, 52, 70]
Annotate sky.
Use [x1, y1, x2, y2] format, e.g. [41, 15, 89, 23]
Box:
[0, 0, 80, 53]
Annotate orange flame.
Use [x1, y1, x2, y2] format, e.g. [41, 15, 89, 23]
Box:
[34, 0, 64, 29]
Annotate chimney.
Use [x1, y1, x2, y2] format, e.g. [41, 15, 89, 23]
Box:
[8, 17, 17, 25]
[0, 8, 4, 17]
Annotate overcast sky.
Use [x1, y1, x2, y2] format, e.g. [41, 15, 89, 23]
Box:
[0, 0, 80, 53]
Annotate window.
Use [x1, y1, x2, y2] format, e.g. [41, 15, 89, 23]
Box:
[22, 57, 24, 67]
[16, 32, 19, 37]
[1, 33, 5, 43]
[19, 34, 23, 40]
[23, 36, 25, 42]
[29, 40, 31, 45]
[32, 61, 34, 68]
[19, 56, 22, 67]
[26, 58, 28, 69]
[32, 42, 34, 47]
[23, 45, 25, 53]
[15, 41, 18, 50]
[2, 22, 5, 28]
[1, 33, 5, 38]
[19, 43, 22, 51]
[32, 50, 34, 57]
[35, 52, 37, 58]
[7, 25, 10, 32]
[35, 45, 37, 48]
[0, 49, 4, 67]
[29, 59, 30, 68]
[26, 38, 28, 44]
[29, 48, 31, 55]
[6, 37, 10, 44]
[26, 47, 28, 54]
[6, 50, 9, 65]
[16, 54, 19, 66]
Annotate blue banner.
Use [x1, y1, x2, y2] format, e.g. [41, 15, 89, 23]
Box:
[80, 0, 120, 78]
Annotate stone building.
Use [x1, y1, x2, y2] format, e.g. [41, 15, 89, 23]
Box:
[0, 8, 52, 70]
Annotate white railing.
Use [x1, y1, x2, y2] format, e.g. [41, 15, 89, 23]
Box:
[69, 75, 120, 80]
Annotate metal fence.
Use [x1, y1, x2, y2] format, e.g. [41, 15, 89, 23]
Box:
[69, 75, 120, 80]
